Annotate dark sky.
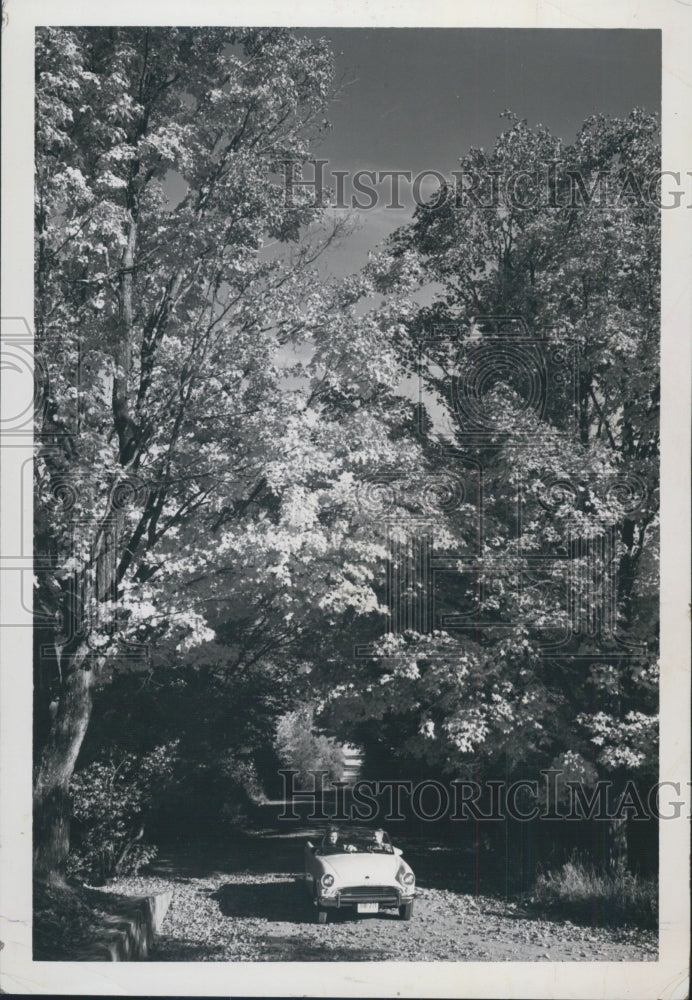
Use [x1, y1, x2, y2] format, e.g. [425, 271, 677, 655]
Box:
[299, 28, 661, 275]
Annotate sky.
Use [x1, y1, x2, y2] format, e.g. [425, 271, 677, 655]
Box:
[298, 28, 661, 276]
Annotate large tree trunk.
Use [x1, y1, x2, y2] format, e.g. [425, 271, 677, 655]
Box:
[33, 642, 94, 878]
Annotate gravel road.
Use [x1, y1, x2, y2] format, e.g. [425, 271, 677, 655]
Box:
[106, 831, 657, 963]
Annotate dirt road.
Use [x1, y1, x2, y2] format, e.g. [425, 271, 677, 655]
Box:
[107, 826, 657, 963]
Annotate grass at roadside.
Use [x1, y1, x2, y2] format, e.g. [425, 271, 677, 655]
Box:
[531, 859, 657, 929]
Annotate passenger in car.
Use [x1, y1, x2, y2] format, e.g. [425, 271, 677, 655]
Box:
[371, 828, 394, 853]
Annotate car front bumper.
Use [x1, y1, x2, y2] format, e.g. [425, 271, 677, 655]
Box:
[317, 885, 415, 909]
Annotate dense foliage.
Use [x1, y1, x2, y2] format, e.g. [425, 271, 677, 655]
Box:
[34, 26, 659, 880]
[34, 25, 429, 872]
[322, 110, 660, 822]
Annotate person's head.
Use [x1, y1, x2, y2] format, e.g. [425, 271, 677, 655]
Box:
[326, 826, 339, 844]
[374, 828, 384, 844]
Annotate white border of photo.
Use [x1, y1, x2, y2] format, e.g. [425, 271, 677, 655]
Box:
[1, 1, 689, 996]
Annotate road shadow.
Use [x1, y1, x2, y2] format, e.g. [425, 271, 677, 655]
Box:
[148, 834, 305, 880]
[211, 880, 411, 927]
[396, 841, 491, 894]
[211, 879, 314, 923]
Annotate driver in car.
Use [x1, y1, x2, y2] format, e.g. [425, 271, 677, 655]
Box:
[321, 825, 356, 853]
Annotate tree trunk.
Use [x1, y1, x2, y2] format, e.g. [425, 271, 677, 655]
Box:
[607, 814, 628, 874]
[606, 780, 630, 875]
[33, 643, 94, 877]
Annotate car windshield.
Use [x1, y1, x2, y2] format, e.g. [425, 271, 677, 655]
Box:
[316, 828, 395, 855]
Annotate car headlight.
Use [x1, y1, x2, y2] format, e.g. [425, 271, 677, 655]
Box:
[398, 869, 415, 886]
[321, 873, 335, 888]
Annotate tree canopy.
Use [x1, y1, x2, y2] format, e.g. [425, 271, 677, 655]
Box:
[323, 109, 660, 801]
[33, 26, 428, 872]
[34, 26, 660, 877]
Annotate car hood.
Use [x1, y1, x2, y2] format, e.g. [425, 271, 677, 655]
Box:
[320, 852, 405, 883]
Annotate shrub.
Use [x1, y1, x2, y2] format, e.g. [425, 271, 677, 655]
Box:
[67, 741, 179, 884]
[533, 855, 657, 929]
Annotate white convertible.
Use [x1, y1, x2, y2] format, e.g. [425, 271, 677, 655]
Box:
[304, 826, 416, 924]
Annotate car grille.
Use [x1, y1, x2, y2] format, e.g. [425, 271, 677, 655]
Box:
[338, 885, 400, 905]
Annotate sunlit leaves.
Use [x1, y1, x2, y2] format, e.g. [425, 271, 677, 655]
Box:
[324, 110, 661, 786]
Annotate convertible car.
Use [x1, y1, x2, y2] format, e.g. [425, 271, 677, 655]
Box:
[304, 826, 415, 924]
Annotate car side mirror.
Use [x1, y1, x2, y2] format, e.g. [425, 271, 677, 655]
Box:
[393, 846, 403, 856]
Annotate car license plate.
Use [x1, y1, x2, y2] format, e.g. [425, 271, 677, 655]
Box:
[357, 902, 379, 913]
